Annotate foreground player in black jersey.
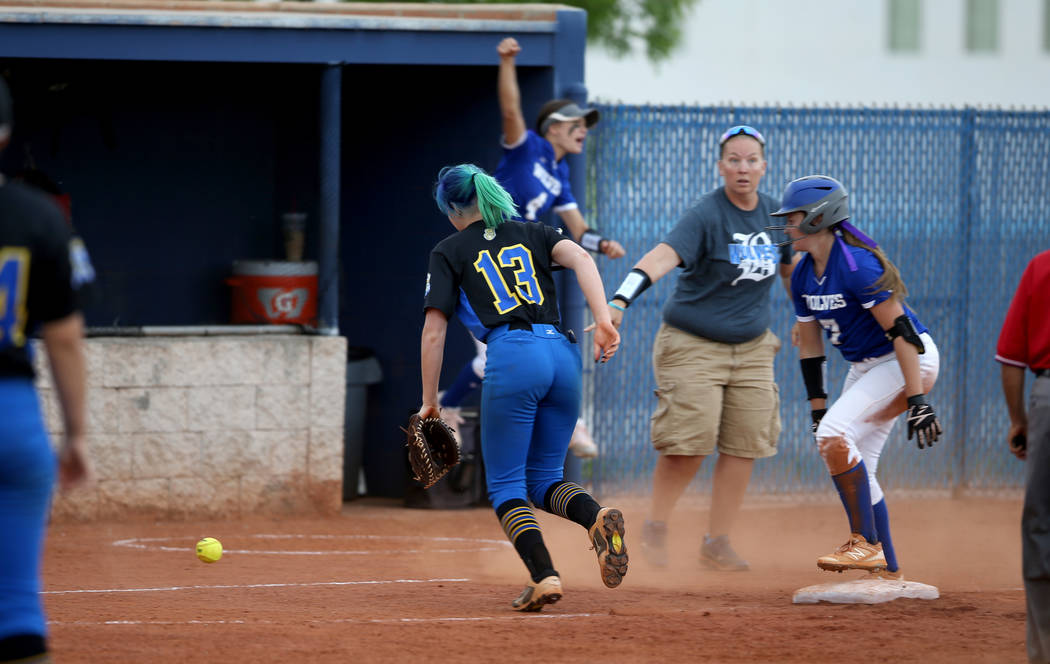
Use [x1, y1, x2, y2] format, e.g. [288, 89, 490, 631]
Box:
[417, 163, 626, 611]
[0, 77, 94, 663]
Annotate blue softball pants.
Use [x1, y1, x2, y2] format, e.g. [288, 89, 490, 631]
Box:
[481, 324, 581, 510]
[0, 378, 56, 642]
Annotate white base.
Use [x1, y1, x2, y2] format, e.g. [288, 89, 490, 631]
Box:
[792, 578, 939, 604]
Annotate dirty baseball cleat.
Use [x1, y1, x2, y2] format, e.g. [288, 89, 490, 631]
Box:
[589, 507, 628, 588]
[817, 533, 887, 572]
[700, 534, 750, 571]
[640, 519, 669, 568]
[511, 575, 562, 612]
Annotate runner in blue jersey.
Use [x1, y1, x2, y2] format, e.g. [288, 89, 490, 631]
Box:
[417, 163, 627, 612]
[769, 175, 943, 580]
[435, 37, 627, 458]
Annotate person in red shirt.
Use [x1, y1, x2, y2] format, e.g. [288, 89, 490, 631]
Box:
[996, 248, 1050, 664]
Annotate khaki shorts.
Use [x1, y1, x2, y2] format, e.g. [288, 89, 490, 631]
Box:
[650, 323, 782, 458]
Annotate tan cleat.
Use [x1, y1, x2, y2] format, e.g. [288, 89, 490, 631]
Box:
[817, 534, 886, 573]
[512, 575, 562, 612]
[589, 507, 628, 588]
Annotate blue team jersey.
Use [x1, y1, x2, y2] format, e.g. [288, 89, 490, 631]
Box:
[791, 240, 927, 362]
[493, 130, 577, 222]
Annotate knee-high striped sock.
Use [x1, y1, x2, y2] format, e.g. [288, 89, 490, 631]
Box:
[495, 499, 556, 582]
[0, 634, 47, 661]
[872, 498, 899, 572]
[831, 462, 878, 545]
[543, 481, 600, 529]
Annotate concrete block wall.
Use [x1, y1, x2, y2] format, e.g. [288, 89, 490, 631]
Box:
[33, 334, 346, 522]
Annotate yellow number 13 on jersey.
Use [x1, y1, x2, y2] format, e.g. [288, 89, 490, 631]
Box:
[474, 244, 545, 314]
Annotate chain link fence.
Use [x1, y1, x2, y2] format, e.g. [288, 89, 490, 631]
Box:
[581, 105, 1050, 497]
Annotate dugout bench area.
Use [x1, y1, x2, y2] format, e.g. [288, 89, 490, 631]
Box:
[0, 1, 593, 517]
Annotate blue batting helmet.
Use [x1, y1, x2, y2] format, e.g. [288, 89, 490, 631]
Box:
[770, 175, 849, 234]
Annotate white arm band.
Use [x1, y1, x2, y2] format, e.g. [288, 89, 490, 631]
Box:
[613, 268, 653, 307]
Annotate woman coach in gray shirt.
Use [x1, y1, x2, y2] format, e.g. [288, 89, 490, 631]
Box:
[605, 125, 796, 571]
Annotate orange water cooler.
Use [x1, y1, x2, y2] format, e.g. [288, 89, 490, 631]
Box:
[228, 260, 318, 326]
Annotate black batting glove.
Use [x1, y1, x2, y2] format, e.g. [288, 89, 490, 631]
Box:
[906, 394, 942, 449]
[810, 408, 827, 436]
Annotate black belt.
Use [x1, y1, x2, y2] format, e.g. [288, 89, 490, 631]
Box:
[1036, 368, 1049, 378]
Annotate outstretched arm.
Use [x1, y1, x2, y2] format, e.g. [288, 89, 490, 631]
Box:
[552, 239, 620, 363]
[618, 243, 681, 294]
[419, 307, 449, 419]
[604, 242, 681, 327]
[497, 37, 526, 147]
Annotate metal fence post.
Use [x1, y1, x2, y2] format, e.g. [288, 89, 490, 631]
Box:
[955, 107, 977, 495]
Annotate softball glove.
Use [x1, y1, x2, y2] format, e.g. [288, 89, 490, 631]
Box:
[403, 413, 461, 489]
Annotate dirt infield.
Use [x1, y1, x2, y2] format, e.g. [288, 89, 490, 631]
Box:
[43, 495, 1026, 663]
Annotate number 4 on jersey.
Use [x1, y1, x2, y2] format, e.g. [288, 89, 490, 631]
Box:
[474, 244, 545, 314]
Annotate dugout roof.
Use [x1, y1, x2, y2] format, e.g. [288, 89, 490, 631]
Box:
[0, 1, 582, 71]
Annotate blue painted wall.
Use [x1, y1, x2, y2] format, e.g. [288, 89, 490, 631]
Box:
[0, 56, 563, 498]
[0, 59, 321, 326]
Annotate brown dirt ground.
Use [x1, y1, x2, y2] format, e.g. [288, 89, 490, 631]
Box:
[42, 495, 1027, 663]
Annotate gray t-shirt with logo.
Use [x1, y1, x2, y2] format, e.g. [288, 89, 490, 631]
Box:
[660, 187, 793, 344]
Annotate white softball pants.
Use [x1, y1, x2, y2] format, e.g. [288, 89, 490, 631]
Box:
[815, 333, 940, 504]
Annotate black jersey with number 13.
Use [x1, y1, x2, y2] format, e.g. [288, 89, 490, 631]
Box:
[424, 221, 565, 340]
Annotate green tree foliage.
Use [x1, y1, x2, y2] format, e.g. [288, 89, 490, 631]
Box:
[355, 0, 700, 63]
[577, 0, 699, 63]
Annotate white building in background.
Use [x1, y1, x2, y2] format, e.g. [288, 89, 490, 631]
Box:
[585, 0, 1050, 108]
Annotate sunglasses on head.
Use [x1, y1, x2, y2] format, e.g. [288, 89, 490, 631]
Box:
[719, 125, 765, 146]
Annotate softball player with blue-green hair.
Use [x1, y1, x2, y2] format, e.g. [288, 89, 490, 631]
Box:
[769, 175, 942, 579]
[417, 163, 627, 611]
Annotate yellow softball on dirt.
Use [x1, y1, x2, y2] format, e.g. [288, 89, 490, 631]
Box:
[196, 537, 223, 563]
